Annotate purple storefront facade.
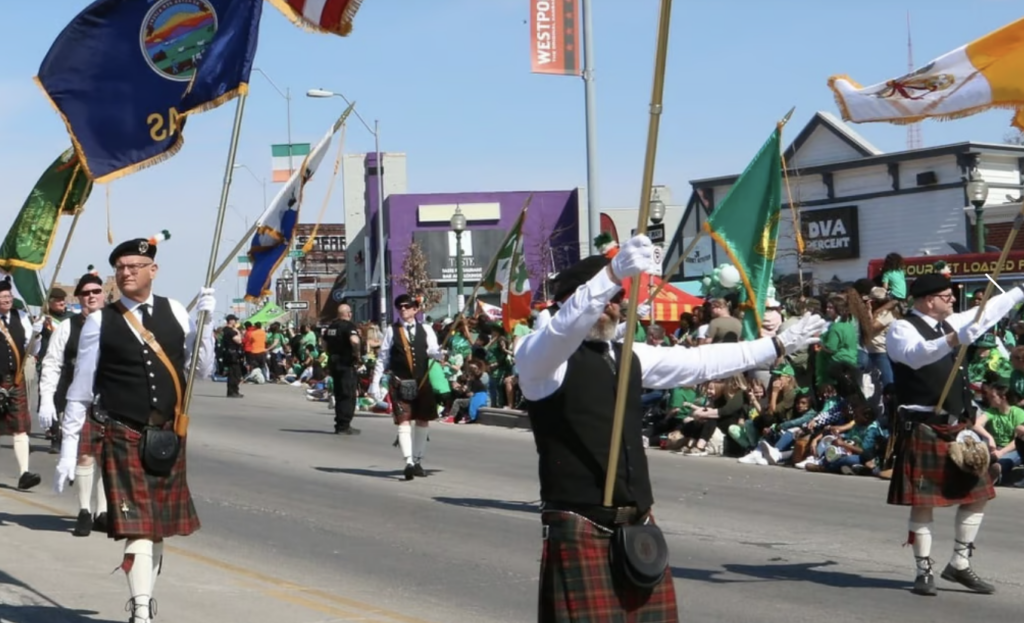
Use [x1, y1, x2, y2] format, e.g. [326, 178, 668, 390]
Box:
[368, 188, 585, 323]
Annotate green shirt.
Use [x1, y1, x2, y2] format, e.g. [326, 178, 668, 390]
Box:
[668, 387, 699, 418]
[882, 269, 907, 299]
[816, 319, 859, 385]
[985, 405, 1024, 448]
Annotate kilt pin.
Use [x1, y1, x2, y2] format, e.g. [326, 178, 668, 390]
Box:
[102, 420, 199, 540]
[0, 380, 30, 436]
[888, 422, 996, 509]
[539, 512, 678, 623]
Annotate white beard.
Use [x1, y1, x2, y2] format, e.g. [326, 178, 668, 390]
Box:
[586, 317, 617, 342]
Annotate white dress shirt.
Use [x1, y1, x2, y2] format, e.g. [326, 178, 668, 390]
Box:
[514, 268, 778, 402]
[60, 294, 216, 456]
[371, 321, 443, 389]
[0, 309, 39, 360]
[38, 314, 80, 411]
[886, 288, 1024, 370]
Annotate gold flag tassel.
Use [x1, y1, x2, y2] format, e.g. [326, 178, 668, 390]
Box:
[105, 183, 114, 244]
[301, 123, 347, 254]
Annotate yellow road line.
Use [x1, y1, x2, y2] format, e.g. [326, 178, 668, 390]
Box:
[0, 489, 434, 623]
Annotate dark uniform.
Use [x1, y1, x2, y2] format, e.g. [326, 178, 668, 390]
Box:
[323, 317, 360, 433]
[0, 287, 41, 491]
[221, 318, 244, 398]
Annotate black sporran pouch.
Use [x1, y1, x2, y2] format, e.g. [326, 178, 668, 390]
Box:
[609, 523, 669, 589]
[0, 387, 11, 417]
[398, 379, 419, 402]
[138, 427, 181, 477]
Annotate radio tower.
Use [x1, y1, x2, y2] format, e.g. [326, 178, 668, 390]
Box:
[906, 11, 923, 150]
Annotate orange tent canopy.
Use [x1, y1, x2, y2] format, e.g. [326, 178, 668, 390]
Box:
[621, 273, 705, 324]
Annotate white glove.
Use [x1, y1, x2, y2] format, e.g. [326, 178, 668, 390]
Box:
[197, 287, 216, 314]
[610, 235, 654, 282]
[54, 456, 76, 494]
[777, 313, 827, 354]
[957, 322, 987, 346]
[38, 400, 57, 430]
[32, 318, 44, 334]
[636, 303, 652, 319]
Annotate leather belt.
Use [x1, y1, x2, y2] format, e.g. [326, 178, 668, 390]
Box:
[543, 503, 646, 527]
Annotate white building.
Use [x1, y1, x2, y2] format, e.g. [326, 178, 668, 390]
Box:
[665, 111, 1024, 293]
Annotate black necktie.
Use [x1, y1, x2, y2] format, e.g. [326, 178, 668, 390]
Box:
[1, 315, 8, 327]
[584, 341, 617, 374]
[140, 304, 155, 331]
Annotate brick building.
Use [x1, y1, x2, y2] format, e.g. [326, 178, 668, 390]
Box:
[274, 223, 345, 326]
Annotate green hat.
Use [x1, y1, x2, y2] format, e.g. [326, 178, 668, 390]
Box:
[975, 333, 998, 349]
[772, 362, 796, 377]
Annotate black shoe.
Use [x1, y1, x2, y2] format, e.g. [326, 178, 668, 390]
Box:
[912, 572, 937, 596]
[940, 564, 995, 594]
[403, 464, 415, 481]
[17, 472, 41, 491]
[334, 427, 361, 436]
[72, 509, 92, 537]
[228, 393, 244, 399]
[413, 463, 427, 478]
[92, 512, 108, 533]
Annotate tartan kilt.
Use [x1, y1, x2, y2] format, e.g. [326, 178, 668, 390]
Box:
[102, 420, 200, 540]
[77, 413, 104, 458]
[0, 380, 30, 436]
[538, 511, 679, 623]
[887, 422, 996, 508]
[388, 376, 437, 425]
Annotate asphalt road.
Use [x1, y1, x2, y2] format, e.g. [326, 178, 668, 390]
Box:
[4, 380, 1024, 623]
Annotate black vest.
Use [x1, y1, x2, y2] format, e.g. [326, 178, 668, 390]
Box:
[55, 314, 87, 412]
[0, 309, 26, 381]
[525, 341, 652, 510]
[892, 314, 970, 418]
[95, 297, 186, 424]
[389, 322, 427, 381]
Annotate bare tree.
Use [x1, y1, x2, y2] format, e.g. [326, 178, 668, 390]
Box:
[391, 241, 443, 313]
[526, 212, 578, 300]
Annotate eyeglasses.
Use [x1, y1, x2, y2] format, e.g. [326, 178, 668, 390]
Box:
[930, 293, 955, 302]
[79, 289, 104, 296]
[114, 262, 154, 275]
[397, 304, 417, 310]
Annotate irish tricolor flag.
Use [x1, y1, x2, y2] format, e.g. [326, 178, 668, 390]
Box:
[480, 205, 532, 332]
[271, 143, 311, 182]
[829, 17, 1024, 130]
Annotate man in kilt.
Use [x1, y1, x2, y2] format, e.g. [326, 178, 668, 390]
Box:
[38, 266, 108, 536]
[514, 235, 826, 623]
[370, 293, 444, 481]
[0, 277, 42, 490]
[37, 287, 75, 453]
[886, 271, 1024, 596]
[55, 234, 217, 623]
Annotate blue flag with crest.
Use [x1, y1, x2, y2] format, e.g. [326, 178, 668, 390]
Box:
[34, 0, 262, 183]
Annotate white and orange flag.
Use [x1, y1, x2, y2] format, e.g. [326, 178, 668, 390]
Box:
[829, 17, 1024, 130]
[479, 206, 532, 332]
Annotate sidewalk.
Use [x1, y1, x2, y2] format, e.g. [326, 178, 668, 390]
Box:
[0, 489, 427, 623]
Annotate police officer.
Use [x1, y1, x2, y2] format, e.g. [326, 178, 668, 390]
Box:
[324, 303, 361, 435]
[220, 314, 244, 398]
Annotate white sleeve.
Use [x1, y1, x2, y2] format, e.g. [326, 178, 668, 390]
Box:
[515, 267, 622, 401]
[371, 327, 394, 386]
[633, 339, 779, 390]
[39, 319, 71, 409]
[62, 313, 102, 449]
[21, 313, 39, 357]
[172, 299, 215, 380]
[945, 288, 1024, 333]
[886, 318, 952, 369]
[425, 324, 442, 360]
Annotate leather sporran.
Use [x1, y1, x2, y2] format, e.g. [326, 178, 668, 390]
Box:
[947, 431, 990, 477]
[0, 387, 11, 417]
[397, 379, 419, 402]
[609, 523, 669, 589]
[138, 427, 181, 477]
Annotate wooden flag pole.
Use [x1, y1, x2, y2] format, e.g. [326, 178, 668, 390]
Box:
[934, 204, 1024, 413]
[603, 0, 673, 508]
[180, 94, 248, 430]
[25, 211, 84, 358]
[185, 218, 260, 313]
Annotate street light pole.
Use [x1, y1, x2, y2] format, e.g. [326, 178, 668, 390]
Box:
[581, 0, 601, 255]
[450, 206, 467, 312]
[967, 173, 990, 253]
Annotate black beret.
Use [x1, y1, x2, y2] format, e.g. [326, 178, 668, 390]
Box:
[394, 293, 417, 308]
[909, 273, 952, 298]
[109, 238, 157, 266]
[74, 272, 104, 296]
[0, 276, 11, 293]
[551, 255, 612, 301]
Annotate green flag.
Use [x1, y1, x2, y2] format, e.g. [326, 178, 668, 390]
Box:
[12, 268, 43, 308]
[0, 147, 92, 271]
[702, 125, 782, 341]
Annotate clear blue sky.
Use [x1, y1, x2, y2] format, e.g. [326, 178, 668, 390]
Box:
[1, 0, 1021, 309]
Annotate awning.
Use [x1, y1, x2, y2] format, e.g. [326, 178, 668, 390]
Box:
[621, 273, 705, 323]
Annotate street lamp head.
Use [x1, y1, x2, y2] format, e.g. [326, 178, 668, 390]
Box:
[967, 176, 989, 209]
[649, 197, 666, 224]
[306, 88, 335, 98]
[450, 207, 467, 234]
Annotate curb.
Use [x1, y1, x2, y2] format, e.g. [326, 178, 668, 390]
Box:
[476, 407, 531, 430]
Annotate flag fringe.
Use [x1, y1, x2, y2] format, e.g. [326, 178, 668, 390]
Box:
[57, 164, 91, 216]
[32, 76, 189, 183]
[703, 224, 763, 333]
[265, 0, 362, 36]
[180, 83, 250, 117]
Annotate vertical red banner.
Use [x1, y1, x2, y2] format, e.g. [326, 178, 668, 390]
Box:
[530, 0, 581, 76]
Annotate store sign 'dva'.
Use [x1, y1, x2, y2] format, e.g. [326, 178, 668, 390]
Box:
[802, 206, 859, 260]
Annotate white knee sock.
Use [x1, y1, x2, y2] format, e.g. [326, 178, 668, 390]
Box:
[951, 505, 985, 570]
[12, 433, 29, 475]
[124, 539, 154, 621]
[412, 425, 428, 463]
[908, 507, 934, 575]
[94, 470, 108, 515]
[397, 423, 413, 465]
[75, 463, 94, 513]
[151, 542, 164, 595]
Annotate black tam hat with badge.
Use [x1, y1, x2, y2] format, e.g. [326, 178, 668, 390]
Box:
[909, 273, 952, 298]
[108, 230, 171, 267]
[550, 255, 612, 302]
[74, 265, 104, 296]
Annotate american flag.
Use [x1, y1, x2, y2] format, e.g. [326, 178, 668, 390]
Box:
[267, 0, 364, 37]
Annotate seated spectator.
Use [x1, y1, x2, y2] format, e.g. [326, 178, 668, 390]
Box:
[976, 375, 1024, 486]
[678, 376, 748, 456]
[805, 402, 878, 475]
